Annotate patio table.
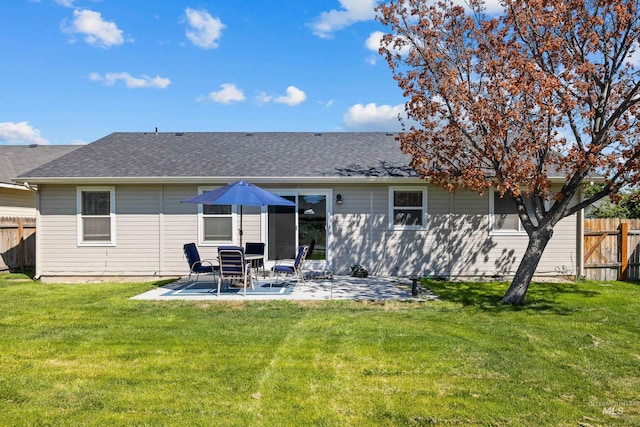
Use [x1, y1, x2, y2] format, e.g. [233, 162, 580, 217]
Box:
[245, 254, 264, 284]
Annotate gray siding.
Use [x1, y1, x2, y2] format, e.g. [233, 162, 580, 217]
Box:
[330, 184, 578, 278]
[39, 185, 164, 276]
[37, 184, 272, 278]
[0, 187, 36, 217]
[36, 183, 579, 280]
[163, 185, 198, 273]
[331, 185, 460, 276]
[449, 190, 492, 276]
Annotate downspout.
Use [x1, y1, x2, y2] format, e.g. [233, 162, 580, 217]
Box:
[327, 189, 334, 274]
[576, 187, 584, 280]
[159, 185, 164, 276]
[34, 188, 42, 280]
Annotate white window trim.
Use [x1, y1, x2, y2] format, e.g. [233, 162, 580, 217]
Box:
[76, 186, 116, 246]
[197, 186, 236, 246]
[388, 186, 428, 230]
[489, 188, 550, 235]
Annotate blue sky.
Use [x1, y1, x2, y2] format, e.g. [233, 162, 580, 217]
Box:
[0, 0, 421, 145]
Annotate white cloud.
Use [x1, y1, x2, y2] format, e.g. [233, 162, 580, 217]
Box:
[343, 103, 405, 131]
[206, 83, 246, 104]
[364, 31, 382, 65]
[255, 91, 272, 104]
[365, 31, 384, 51]
[54, 0, 76, 7]
[447, 0, 504, 14]
[365, 30, 412, 60]
[89, 72, 171, 89]
[627, 43, 640, 67]
[309, 0, 378, 38]
[365, 55, 378, 65]
[477, 0, 504, 15]
[184, 8, 225, 49]
[0, 122, 49, 145]
[255, 87, 306, 106]
[274, 86, 306, 106]
[63, 9, 125, 48]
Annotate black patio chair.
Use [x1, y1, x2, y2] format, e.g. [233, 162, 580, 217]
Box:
[218, 246, 252, 296]
[245, 242, 265, 278]
[272, 245, 309, 286]
[183, 243, 218, 288]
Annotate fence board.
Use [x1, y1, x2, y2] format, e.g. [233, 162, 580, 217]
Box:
[0, 216, 36, 272]
[584, 219, 640, 281]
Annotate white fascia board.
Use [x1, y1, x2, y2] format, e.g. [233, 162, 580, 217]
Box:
[15, 175, 578, 186]
[14, 176, 428, 185]
[0, 182, 32, 191]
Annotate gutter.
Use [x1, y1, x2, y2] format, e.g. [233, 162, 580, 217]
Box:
[0, 182, 34, 191]
[14, 176, 427, 185]
[12, 175, 577, 186]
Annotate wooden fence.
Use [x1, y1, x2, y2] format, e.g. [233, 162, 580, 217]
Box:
[584, 218, 640, 281]
[0, 216, 36, 273]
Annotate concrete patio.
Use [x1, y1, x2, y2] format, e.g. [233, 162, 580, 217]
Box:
[131, 275, 439, 302]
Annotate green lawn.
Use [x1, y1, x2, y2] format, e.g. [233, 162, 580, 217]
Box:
[0, 274, 638, 426]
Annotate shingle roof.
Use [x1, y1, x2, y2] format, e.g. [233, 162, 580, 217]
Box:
[0, 144, 80, 184]
[17, 132, 417, 180]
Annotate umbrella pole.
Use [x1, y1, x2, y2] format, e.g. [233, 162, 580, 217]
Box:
[239, 205, 243, 247]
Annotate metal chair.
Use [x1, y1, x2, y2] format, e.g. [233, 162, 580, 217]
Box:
[272, 245, 309, 285]
[183, 243, 218, 288]
[217, 246, 252, 296]
[245, 242, 265, 278]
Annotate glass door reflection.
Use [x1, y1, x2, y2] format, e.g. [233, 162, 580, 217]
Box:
[298, 194, 326, 260]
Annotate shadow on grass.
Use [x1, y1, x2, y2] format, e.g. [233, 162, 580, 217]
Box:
[0, 270, 36, 280]
[153, 278, 181, 287]
[424, 280, 600, 314]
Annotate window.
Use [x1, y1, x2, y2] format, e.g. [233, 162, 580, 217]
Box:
[489, 189, 548, 234]
[198, 187, 233, 244]
[77, 187, 115, 245]
[389, 187, 427, 230]
[202, 204, 233, 242]
[491, 191, 522, 232]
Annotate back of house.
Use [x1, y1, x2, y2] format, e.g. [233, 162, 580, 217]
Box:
[15, 132, 582, 282]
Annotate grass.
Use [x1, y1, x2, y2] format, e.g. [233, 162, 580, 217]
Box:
[0, 273, 638, 426]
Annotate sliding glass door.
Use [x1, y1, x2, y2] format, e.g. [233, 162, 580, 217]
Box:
[266, 190, 330, 263]
[267, 196, 296, 260]
[298, 194, 326, 261]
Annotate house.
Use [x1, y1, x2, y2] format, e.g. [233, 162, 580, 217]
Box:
[0, 144, 79, 217]
[14, 132, 583, 282]
[0, 144, 79, 272]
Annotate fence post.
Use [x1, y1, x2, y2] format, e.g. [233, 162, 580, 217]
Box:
[620, 222, 628, 281]
[18, 218, 25, 273]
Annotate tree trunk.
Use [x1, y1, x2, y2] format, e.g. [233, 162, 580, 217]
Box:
[501, 229, 553, 305]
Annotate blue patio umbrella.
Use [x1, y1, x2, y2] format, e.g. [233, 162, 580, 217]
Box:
[182, 180, 295, 246]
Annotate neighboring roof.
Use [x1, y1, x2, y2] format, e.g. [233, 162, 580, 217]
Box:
[0, 144, 80, 186]
[16, 132, 418, 184]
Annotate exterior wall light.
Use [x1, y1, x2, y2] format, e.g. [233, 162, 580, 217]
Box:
[336, 194, 343, 205]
